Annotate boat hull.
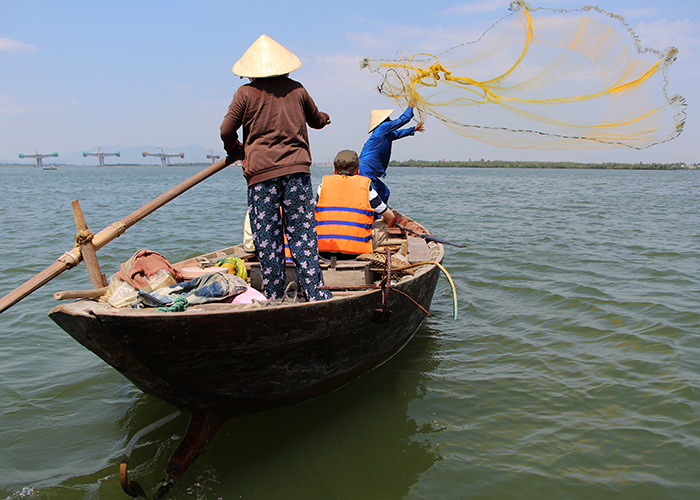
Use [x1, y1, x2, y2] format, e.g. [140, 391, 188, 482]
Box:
[49, 262, 441, 416]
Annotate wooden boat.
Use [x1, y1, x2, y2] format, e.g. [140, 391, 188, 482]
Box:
[48, 222, 447, 497]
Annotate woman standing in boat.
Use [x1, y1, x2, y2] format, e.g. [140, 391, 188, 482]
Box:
[220, 34, 332, 301]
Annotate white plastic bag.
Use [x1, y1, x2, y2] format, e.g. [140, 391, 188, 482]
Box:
[106, 276, 139, 308]
[146, 269, 177, 291]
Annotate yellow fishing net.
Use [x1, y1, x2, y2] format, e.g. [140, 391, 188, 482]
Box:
[361, 1, 686, 150]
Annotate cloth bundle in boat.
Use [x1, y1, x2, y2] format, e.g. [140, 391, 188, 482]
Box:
[215, 256, 248, 280]
[116, 249, 182, 290]
[134, 272, 248, 308]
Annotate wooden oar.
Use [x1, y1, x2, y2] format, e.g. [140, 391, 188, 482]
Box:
[0, 158, 232, 315]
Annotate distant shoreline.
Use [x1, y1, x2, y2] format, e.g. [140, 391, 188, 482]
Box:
[388, 160, 695, 170]
[1, 161, 697, 170]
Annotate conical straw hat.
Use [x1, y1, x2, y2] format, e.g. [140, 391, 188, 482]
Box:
[232, 34, 302, 78]
[369, 109, 394, 133]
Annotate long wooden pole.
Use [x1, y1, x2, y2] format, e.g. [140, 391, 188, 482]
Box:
[53, 287, 109, 301]
[0, 158, 231, 315]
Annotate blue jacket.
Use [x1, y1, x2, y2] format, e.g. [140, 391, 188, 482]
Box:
[359, 107, 416, 203]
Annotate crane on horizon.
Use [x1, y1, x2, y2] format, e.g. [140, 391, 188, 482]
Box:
[206, 149, 221, 165]
[83, 146, 120, 167]
[142, 148, 184, 167]
[18, 150, 58, 169]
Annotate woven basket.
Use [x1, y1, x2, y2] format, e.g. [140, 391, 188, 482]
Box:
[356, 252, 415, 277]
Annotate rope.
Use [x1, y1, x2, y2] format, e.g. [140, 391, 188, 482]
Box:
[74, 229, 94, 246]
[321, 260, 458, 320]
[389, 260, 458, 320]
[388, 288, 431, 316]
[156, 296, 189, 313]
[283, 281, 301, 302]
[318, 283, 431, 317]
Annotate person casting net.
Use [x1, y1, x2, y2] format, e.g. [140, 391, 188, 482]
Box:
[361, 0, 686, 150]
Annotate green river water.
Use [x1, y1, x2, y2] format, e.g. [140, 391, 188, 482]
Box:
[1, 165, 698, 499]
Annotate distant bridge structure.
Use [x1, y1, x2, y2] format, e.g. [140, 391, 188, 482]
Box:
[142, 148, 184, 166]
[18, 150, 58, 168]
[206, 149, 221, 165]
[83, 146, 120, 167]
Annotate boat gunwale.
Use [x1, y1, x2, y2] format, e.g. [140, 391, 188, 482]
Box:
[50, 239, 444, 319]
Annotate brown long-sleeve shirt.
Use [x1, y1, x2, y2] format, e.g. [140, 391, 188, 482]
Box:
[220, 76, 330, 186]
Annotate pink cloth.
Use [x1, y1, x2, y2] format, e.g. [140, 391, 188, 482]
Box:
[115, 249, 182, 290]
[232, 287, 268, 304]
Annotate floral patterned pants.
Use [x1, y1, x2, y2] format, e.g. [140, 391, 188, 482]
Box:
[248, 173, 331, 301]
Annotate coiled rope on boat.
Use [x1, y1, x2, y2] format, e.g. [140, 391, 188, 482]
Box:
[156, 296, 189, 313]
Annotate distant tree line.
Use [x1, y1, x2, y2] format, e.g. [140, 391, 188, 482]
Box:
[389, 160, 684, 170]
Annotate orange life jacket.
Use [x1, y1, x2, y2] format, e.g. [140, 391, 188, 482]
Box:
[315, 175, 374, 255]
[283, 234, 292, 262]
[280, 210, 292, 262]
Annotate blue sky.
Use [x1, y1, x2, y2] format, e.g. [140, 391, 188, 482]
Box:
[1, 0, 698, 165]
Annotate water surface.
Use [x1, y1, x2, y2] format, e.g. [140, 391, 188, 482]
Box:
[1, 166, 698, 499]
